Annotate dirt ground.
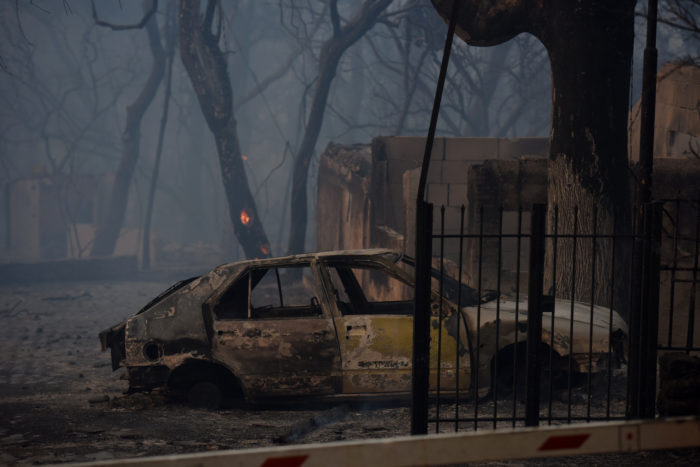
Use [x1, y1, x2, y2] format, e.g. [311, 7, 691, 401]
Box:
[0, 279, 698, 465]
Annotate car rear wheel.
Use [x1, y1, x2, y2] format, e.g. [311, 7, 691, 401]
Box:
[187, 381, 223, 410]
[490, 343, 567, 401]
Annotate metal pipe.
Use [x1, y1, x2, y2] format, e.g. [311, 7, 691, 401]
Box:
[638, 0, 658, 204]
[416, 0, 460, 202]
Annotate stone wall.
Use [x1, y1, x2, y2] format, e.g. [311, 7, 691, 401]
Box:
[1, 174, 105, 262]
[629, 62, 700, 161]
[316, 136, 549, 254]
[316, 143, 372, 252]
[658, 352, 700, 416]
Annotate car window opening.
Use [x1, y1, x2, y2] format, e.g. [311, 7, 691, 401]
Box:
[329, 265, 414, 316]
[214, 265, 322, 320]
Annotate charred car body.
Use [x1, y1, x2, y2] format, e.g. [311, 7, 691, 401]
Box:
[100, 249, 626, 406]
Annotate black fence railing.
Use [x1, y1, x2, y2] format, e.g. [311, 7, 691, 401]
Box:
[411, 199, 699, 434]
[657, 198, 700, 353]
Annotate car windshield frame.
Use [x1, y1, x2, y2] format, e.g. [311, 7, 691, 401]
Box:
[136, 276, 199, 315]
[398, 256, 487, 307]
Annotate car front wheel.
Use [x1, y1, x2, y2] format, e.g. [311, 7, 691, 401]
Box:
[187, 381, 223, 410]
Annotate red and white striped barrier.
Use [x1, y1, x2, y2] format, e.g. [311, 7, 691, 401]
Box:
[71, 417, 700, 467]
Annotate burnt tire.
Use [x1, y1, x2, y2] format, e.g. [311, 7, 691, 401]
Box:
[187, 381, 223, 410]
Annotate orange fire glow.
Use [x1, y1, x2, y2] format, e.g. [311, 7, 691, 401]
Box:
[261, 245, 269, 255]
[241, 155, 248, 161]
[240, 209, 251, 226]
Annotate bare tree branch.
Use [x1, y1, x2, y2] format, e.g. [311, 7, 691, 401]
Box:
[330, 0, 340, 36]
[91, 0, 157, 31]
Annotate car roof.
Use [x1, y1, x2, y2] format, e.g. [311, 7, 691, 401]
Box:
[213, 248, 404, 272]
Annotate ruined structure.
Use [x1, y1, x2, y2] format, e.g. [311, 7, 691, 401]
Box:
[629, 62, 700, 162]
[316, 63, 700, 352]
[0, 173, 109, 262]
[316, 136, 549, 258]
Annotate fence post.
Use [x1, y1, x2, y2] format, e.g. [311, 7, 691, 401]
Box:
[639, 202, 662, 418]
[526, 204, 547, 427]
[412, 200, 433, 435]
[628, 222, 644, 418]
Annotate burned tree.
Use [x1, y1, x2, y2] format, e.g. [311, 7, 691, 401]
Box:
[90, 0, 164, 257]
[432, 0, 636, 312]
[142, 4, 177, 270]
[179, 0, 271, 259]
[286, 0, 392, 256]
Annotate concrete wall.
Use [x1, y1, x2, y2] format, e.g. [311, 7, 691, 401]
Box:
[316, 143, 372, 252]
[2, 174, 106, 262]
[629, 62, 700, 161]
[317, 136, 549, 255]
[372, 136, 549, 241]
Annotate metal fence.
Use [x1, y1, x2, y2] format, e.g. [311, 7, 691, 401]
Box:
[411, 199, 700, 434]
[657, 199, 700, 353]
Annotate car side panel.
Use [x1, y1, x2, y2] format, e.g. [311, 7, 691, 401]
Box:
[211, 317, 341, 397]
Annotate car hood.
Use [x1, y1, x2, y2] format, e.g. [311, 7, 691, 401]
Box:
[462, 295, 627, 333]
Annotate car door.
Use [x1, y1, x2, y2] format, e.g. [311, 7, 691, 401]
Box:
[206, 261, 341, 398]
[320, 260, 471, 395]
[319, 261, 413, 394]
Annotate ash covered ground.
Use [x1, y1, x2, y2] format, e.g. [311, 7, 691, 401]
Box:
[0, 279, 697, 465]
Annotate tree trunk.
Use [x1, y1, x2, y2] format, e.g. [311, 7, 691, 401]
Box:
[431, 0, 636, 319]
[179, 0, 271, 260]
[287, 0, 391, 255]
[287, 47, 341, 256]
[142, 5, 177, 270]
[542, 2, 635, 317]
[91, 5, 164, 257]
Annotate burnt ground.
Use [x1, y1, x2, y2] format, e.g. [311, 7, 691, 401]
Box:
[0, 279, 698, 465]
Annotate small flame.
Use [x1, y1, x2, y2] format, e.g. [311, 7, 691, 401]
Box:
[261, 245, 269, 255]
[240, 209, 251, 226]
[241, 155, 248, 161]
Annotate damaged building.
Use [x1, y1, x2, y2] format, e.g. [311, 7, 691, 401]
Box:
[317, 62, 700, 350]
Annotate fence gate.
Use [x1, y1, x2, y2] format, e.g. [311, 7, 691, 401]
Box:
[411, 198, 700, 435]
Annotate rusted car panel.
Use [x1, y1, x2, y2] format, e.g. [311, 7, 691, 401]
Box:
[99, 249, 625, 403]
[462, 296, 628, 392]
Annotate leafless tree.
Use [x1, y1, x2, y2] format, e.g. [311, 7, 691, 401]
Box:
[328, 1, 550, 140]
[142, 4, 177, 270]
[283, 0, 393, 255]
[90, 0, 166, 257]
[179, 0, 272, 259]
[1, 2, 139, 258]
[432, 0, 636, 316]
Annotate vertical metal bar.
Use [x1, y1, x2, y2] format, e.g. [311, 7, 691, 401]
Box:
[686, 199, 700, 353]
[587, 207, 598, 422]
[474, 207, 484, 431]
[436, 205, 446, 433]
[668, 200, 680, 347]
[631, 0, 658, 417]
[4, 182, 10, 250]
[513, 207, 523, 427]
[640, 203, 662, 418]
[606, 219, 617, 420]
[412, 0, 459, 437]
[416, 2, 461, 203]
[411, 200, 433, 435]
[638, 0, 659, 207]
[628, 206, 644, 419]
[548, 206, 558, 425]
[275, 268, 285, 308]
[493, 207, 504, 429]
[525, 204, 546, 427]
[567, 207, 579, 424]
[455, 205, 465, 432]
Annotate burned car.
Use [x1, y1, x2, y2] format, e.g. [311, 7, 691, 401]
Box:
[100, 249, 626, 407]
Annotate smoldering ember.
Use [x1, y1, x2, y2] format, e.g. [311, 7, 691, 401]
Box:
[1, 1, 699, 466]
